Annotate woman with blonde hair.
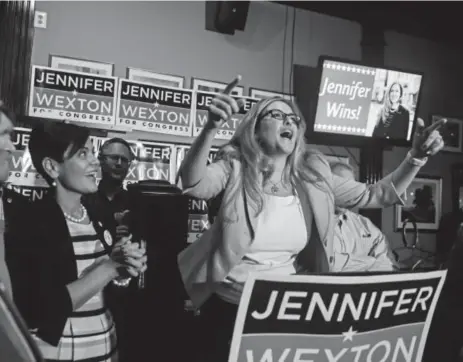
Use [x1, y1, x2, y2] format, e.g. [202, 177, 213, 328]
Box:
[177, 76, 444, 361]
[373, 81, 411, 139]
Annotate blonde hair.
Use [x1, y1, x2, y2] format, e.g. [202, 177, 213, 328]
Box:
[380, 82, 404, 123]
[216, 96, 330, 216]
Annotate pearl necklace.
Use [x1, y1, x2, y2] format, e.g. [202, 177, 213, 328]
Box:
[63, 205, 87, 223]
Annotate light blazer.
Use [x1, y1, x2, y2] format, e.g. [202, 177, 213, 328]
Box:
[178, 152, 404, 308]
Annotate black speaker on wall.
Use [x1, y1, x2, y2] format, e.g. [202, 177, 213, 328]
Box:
[205, 1, 250, 35]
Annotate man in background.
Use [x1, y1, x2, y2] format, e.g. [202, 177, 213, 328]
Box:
[87, 137, 135, 362]
[330, 161, 398, 272]
[96, 137, 134, 231]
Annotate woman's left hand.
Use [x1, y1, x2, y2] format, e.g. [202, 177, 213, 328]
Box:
[411, 117, 446, 158]
[119, 241, 147, 276]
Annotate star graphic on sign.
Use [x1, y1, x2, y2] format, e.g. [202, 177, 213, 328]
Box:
[72, 90, 78, 96]
[153, 101, 160, 108]
[342, 326, 357, 342]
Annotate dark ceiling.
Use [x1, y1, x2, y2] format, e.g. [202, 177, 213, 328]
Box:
[276, 1, 463, 46]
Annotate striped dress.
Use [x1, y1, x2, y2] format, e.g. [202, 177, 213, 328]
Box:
[32, 220, 118, 361]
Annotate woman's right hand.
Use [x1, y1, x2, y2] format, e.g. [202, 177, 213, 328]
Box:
[206, 75, 243, 131]
[108, 235, 147, 278]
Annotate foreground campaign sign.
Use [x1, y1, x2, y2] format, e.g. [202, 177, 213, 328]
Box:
[175, 145, 218, 243]
[116, 79, 193, 136]
[229, 271, 446, 362]
[192, 91, 258, 140]
[28, 66, 118, 127]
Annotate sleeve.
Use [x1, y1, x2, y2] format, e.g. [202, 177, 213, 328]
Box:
[5, 207, 73, 346]
[332, 172, 405, 210]
[304, 151, 405, 210]
[177, 158, 232, 201]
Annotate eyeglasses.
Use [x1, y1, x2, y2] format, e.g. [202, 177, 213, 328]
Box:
[101, 154, 132, 165]
[260, 109, 301, 126]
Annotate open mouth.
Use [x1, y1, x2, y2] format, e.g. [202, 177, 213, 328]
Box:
[280, 129, 293, 140]
[86, 172, 97, 181]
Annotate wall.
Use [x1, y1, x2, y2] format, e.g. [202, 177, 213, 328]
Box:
[32, 1, 461, 253]
[32, 1, 361, 155]
[33, 1, 362, 95]
[383, 31, 463, 251]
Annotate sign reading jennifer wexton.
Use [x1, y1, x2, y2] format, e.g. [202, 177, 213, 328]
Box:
[116, 79, 193, 136]
[229, 271, 446, 362]
[192, 91, 258, 140]
[28, 66, 117, 127]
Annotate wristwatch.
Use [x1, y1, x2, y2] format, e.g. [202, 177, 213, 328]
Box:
[406, 151, 428, 167]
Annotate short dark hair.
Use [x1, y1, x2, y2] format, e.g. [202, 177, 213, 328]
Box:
[0, 101, 16, 123]
[100, 137, 135, 160]
[28, 122, 91, 185]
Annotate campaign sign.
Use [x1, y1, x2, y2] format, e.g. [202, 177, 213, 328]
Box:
[8, 127, 47, 188]
[125, 140, 174, 184]
[4, 184, 48, 202]
[192, 91, 258, 140]
[6, 127, 48, 201]
[174, 145, 219, 174]
[28, 66, 118, 126]
[116, 79, 193, 136]
[6, 128, 175, 198]
[229, 271, 446, 362]
[7, 128, 106, 201]
[90, 136, 175, 185]
[187, 198, 209, 244]
[175, 145, 219, 243]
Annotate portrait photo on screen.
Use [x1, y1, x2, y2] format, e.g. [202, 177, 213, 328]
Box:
[314, 60, 422, 142]
[367, 70, 422, 140]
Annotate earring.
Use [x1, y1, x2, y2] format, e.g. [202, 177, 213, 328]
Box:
[51, 181, 56, 187]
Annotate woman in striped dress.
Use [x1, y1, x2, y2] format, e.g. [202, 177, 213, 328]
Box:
[5, 122, 147, 361]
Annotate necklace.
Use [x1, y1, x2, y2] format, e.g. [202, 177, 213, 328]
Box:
[63, 205, 87, 223]
[269, 180, 283, 193]
[267, 174, 286, 193]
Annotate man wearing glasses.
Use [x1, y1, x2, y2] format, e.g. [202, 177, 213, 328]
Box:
[91, 137, 135, 362]
[97, 137, 134, 226]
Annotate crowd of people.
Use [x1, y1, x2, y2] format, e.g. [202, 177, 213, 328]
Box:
[0, 74, 448, 361]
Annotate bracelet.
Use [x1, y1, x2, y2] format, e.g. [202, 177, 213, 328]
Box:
[406, 151, 428, 167]
[112, 277, 132, 288]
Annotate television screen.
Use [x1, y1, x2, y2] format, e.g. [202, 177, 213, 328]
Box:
[313, 57, 423, 145]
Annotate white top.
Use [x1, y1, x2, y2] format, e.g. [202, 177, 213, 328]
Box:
[215, 194, 308, 304]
